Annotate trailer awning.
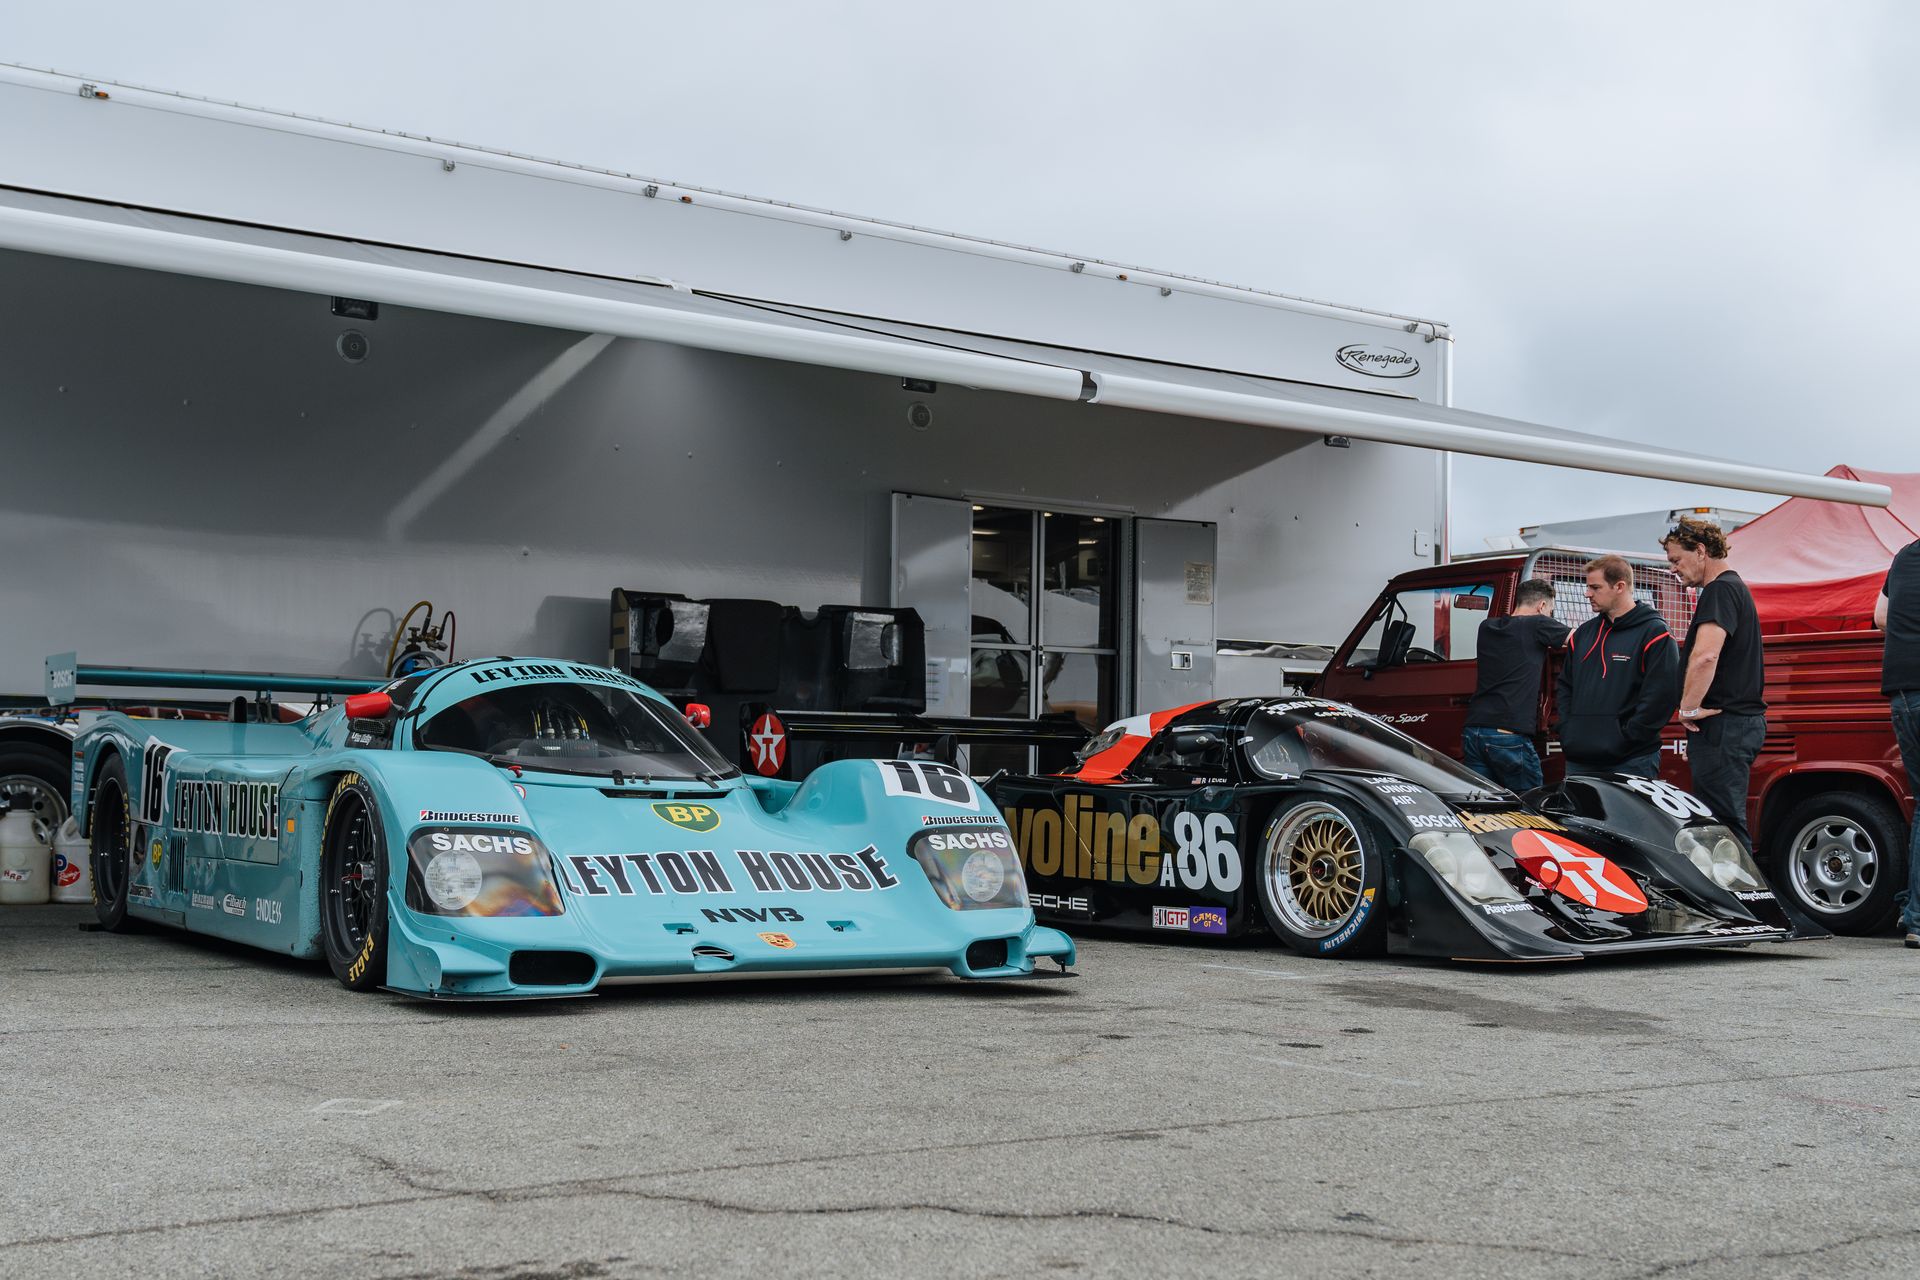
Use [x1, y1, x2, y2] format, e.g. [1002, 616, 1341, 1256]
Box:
[0, 188, 1888, 507]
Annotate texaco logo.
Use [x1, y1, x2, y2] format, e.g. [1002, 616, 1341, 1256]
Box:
[747, 712, 787, 776]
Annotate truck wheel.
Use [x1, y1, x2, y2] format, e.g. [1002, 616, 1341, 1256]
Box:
[89, 754, 135, 931]
[1255, 798, 1387, 958]
[320, 775, 390, 992]
[0, 740, 70, 847]
[1768, 792, 1906, 935]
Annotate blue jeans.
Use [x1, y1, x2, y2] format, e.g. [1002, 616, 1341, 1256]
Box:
[1565, 750, 1662, 780]
[1890, 690, 1920, 934]
[1462, 726, 1543, 793]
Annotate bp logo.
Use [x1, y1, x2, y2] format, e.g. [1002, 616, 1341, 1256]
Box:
[652, 802, 720, 833]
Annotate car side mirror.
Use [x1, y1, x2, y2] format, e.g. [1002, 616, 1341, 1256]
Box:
[684, 702, 712, 729]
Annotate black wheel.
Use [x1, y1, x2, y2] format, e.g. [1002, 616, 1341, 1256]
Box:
[320, 775, 390, 991]
[1254, 797, 1389, 957]
[1, 739, 70, 847]
[1765, 791, 1906, 935]
[88, 754, 135, 931]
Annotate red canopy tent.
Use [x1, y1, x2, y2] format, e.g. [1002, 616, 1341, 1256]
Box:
[1727, 465, 1920, 632]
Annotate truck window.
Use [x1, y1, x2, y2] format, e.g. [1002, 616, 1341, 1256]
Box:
[1349, 583, 1498, 668]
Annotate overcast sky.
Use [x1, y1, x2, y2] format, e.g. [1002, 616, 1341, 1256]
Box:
[11, 2, 1915, 550]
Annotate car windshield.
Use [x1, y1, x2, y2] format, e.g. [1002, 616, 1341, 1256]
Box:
[1241, 699, 1500, 800]
[416, 681, 738, 781]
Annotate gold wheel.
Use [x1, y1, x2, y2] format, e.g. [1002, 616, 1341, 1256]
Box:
[1263, 802, 1371, 939]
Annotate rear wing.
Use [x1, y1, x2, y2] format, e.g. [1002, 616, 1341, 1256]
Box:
[739, 706, 1092, 780]
[46, 652, 384, 707]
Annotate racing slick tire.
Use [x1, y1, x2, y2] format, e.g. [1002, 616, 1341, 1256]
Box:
[1766, 791, 1906, 936]
[0, 739, 70, 846]
[320, 774, 391, 992]
[1255, 796, 1388, 958]
[88, 753, 136, 932]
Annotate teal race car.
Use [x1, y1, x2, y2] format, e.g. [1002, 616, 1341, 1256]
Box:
[53, 655, 1074, 999]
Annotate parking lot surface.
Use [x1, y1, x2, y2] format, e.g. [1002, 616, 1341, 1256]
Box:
[5, 903, 1919, 1279]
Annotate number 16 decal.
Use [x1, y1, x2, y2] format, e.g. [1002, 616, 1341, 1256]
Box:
[877, 759, 978, 809]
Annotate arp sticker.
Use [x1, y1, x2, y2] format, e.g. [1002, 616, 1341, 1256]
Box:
[652, 802, 720, 833]
[1511, 830, 1648, 914]
[757, 932, 796, 949]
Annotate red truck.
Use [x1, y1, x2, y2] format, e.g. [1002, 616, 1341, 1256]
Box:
[1316, 547, 1911, 935]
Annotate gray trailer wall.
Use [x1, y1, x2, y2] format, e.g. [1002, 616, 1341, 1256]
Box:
[0, 250, 1435, 695]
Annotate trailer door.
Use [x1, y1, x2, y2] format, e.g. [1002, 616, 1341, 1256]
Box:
[1135, 519, 1216, 714]
[891, 492, 973, 717]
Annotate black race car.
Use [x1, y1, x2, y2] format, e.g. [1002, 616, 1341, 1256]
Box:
[989, 696, 1823, 961]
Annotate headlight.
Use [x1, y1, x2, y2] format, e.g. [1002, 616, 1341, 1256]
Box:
[1675, 826, 1762, 891]
[423, 850, 484, 911]
[406, 827, 564, 917]
[1410, 831, 1523, 904]
[909, 826, 1027, 910]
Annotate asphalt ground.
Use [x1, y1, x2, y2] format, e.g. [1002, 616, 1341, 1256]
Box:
[4, 905, 1919, 1280]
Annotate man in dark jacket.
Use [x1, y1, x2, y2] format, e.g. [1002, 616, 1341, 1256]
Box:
[1555, 554, 1680, 777]
[1463, 577, 1570, 791]
[1874, 537, 1920, 948]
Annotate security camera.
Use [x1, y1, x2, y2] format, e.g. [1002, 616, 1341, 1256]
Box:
[906, 402, 933, 430]
[337, 330, 371, 364]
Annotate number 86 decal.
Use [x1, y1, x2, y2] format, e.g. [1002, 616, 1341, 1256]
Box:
[1621, 777, 1712, 820]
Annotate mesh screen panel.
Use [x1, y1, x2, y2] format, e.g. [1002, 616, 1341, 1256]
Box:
[1524, 550, 1696, 635]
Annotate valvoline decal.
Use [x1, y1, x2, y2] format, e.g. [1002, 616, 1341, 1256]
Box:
[54, 854, 81, 888]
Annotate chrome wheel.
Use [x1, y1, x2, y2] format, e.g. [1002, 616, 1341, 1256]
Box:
[1788, 816, 1878, 916]
[1, 772, 67, 847]
[1263, 802, 1366, 937]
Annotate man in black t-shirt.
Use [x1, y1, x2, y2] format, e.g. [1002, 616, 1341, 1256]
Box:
[1664, 517, 1767, 850]
[1873, 538, 1920, 948]
[1463, 577, 1569, 792]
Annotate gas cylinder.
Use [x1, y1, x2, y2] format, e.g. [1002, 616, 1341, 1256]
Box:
[0, 798, 50, 905]
[50, 817, 92, 904]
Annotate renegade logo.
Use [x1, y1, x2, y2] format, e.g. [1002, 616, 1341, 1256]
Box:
[1007, 797, 1163, 885]
[1457, 810, 1567, 835]
[653, 802, 720, 832]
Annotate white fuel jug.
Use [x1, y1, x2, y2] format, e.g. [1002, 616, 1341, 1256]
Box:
[0, 800, 50, 905]
[51, 817, 92, 904]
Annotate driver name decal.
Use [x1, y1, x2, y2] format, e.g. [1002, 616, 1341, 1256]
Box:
[1457, 811, 1567, 835]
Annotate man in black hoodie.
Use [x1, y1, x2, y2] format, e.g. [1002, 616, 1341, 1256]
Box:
[1555, 554, 1681, 777]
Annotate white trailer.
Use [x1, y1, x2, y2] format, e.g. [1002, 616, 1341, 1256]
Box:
[0, 64, 1885, 819]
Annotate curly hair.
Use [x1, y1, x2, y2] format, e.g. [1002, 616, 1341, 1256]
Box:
[1661, 515, 1730, 559]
